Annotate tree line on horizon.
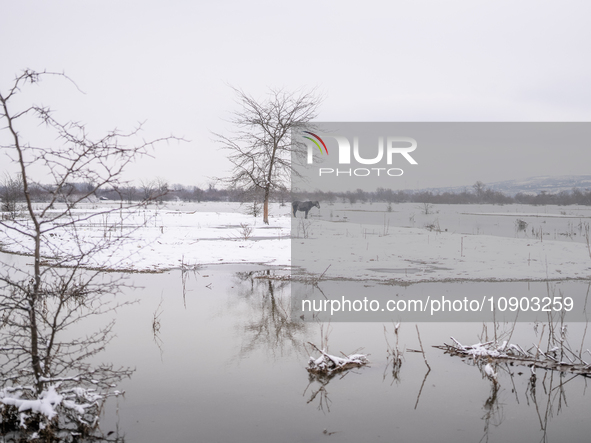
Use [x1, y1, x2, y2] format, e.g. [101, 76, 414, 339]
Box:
[2, 175, 591, 209]
[294, 184, 591, 206]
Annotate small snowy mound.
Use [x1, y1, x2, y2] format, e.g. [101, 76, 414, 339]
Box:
[306, 346, 369, 375]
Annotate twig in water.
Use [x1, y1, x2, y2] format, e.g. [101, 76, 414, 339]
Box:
[413, 325, 431, 409]
[416, 325, 430, 371]
[152, 296, 164, 360]
[312, 264, 331, 287]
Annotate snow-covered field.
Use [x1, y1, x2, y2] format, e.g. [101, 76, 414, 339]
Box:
[1, 201, 591, 282]
[0, 201, 291, 272]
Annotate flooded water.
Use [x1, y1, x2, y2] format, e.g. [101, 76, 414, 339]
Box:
[2, 249, 591, 442]
[78, 266, 590, 443]
[322, 202, 591, 244]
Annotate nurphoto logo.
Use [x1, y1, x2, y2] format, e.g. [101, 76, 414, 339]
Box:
[302, 130, 418, 178]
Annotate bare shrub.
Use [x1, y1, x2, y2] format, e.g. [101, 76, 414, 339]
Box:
[298, 218, 312, 239]
[238, 222, 254, 240]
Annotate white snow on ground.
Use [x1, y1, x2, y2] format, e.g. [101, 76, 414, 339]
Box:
[1, 201, 591, 282]
[0, 202, 292, 272]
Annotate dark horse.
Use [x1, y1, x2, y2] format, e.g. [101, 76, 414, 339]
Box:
[292, 201, 320, 219]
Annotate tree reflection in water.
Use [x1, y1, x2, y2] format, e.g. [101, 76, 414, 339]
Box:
[233, 270, 307, 359]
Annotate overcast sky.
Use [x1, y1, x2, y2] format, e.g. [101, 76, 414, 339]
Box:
[1, 0, 590, 190]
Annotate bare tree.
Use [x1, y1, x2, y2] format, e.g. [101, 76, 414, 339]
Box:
[473, 181, 486, 201]
[154, 176, 169, 203]
[419, 202, 435, 215]
[215, 87, 321, 224]
[139, 177, 169, 203]
[118, 184, 138, 204]
[0, 69, 178, 438]
[0, 172, 24, 219]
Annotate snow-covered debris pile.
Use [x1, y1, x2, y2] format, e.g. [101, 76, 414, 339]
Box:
[443, 337, 511, 358]
[435, 336, 591, 376]
[306, 342, 369, 375]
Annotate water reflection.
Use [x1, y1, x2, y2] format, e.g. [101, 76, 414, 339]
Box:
[383, 323, 403, 385]
[526, 370, 575, 443]
[303, 365, 365, 414]
[303, 372, 334, 413]
[233, 270, 307, 358]
[480, 374, 502, 443]
[0, 258, 132, 441]
[446, 343, 589, 443]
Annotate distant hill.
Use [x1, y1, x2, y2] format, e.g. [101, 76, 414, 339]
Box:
[419, 175, 591, 196]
